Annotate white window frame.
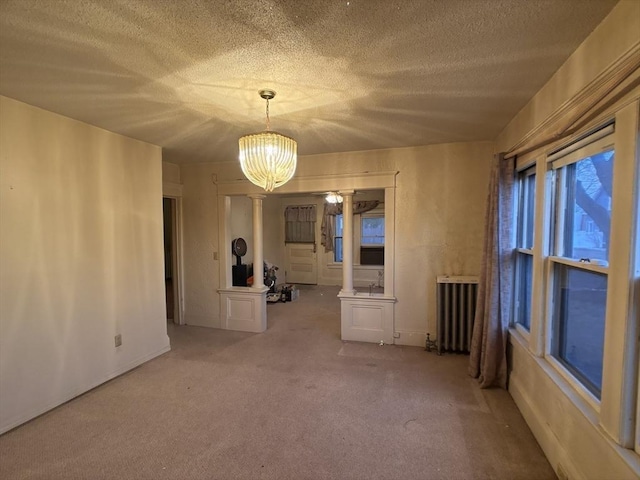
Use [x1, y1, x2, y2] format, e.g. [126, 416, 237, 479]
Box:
[333, 213, 344, 263]
[514, 166, 536, 335]
[360, 213, 385, 247]
[512, 103, 640, 453]
[542, 112, 640, 450]
[332, 207, 385, 265]
[546, 130, 614, 408]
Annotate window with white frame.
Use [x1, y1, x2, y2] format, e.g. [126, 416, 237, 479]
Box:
[514, 166, 535, 330]
[360, 214, 384, 265]
[361, 215, 385, 245]
[549, 129, 614, 399]
[333, 212, 385, 264]
[334, 214, 344, 263]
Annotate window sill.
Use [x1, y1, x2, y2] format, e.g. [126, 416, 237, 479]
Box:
[513, 323, 530, 341]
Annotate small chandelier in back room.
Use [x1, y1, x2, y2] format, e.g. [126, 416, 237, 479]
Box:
[325, 192, 343, 204]
[238, 89, 297, 192]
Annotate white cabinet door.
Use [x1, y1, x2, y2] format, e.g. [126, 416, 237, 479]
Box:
[285, 243, 317, 284]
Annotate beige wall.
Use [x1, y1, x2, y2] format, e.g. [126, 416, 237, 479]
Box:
[179, 164, 221, 327]
[179, 141, 494, 344]
[497, 1, 640, 479]
[230, 195, 254, 264]
[0, 96, 170, 434]
[162, 161, 181, 185]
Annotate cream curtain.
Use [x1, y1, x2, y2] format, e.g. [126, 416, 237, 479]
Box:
[320, 201, 379, 253]
[284, 205, 316, 243]
[469, 153, 515, 389]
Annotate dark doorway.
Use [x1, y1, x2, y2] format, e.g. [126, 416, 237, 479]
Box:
[163, 197, 179, 323]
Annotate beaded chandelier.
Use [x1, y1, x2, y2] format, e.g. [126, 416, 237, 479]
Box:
[238, 89, 297, 192]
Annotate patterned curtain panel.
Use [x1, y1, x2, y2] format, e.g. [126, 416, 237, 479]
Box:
[320, 200, 380, 253]
[285, 205, 316, 243]
[469, 153, 515, 389]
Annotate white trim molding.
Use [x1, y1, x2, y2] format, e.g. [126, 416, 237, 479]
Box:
[163, 181, 183, 197]
[215, 171, 399, 196]
[505, 42, 640, 159]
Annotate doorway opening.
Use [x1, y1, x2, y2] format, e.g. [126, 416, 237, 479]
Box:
[284, 202, 318, 285]
[163, 197, 182, 324]
[216, 171, 397, 342]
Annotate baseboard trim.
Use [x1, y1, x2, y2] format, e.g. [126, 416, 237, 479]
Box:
[510, 365, 640, 480]
[393, 330, 426, 347]
[509, 374, 582, 480]
[0, 342, 171, 435]
[184, 313, 220, 328]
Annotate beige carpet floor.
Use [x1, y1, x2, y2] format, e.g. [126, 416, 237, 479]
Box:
[0, 285, 555, 480]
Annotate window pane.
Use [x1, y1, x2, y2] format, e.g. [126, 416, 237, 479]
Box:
[561, 150, 614, 262]
[334, 237, 343, 262]
[525, 173, 535, 249]
[335, 214, 343, 236]
[517, 170, 536, 249]
[361, 217, 384, 245]
[552, 264, 607, 398]
[334, 214, 343, 262]
[515, 253, 533, 330]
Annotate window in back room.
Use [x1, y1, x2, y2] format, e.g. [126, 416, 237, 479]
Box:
[333, 212, 385, 265]
[360, 214, 384, 265]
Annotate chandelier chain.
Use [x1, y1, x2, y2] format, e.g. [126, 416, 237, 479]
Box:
[265, 98, 270, 131]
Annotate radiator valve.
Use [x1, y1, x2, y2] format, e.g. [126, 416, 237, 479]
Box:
[425, 333, 438, 354]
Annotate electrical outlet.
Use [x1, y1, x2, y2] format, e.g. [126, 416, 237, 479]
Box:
[213, 251, 218, 260]
[114, 334, 122, 347]
[393, 332, 400, 338]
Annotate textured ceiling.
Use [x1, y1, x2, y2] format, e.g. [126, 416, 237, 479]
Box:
[0, 0, 618, 164]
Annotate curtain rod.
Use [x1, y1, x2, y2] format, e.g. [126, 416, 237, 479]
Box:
[504, 48, 640, 160]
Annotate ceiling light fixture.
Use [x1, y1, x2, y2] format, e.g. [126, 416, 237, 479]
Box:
[238, 89, 297, 192]
[325, 192, 343, 204]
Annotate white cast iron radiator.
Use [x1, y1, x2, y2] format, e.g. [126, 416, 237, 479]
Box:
[435, 276, 479, 355]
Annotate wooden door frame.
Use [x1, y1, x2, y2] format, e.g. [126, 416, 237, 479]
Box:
[163, 182, 185, 325]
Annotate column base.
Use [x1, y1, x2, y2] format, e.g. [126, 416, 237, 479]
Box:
[218, 286, 268, 333]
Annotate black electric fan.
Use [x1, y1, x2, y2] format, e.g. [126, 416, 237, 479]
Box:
[232, 238, 247, 266]
[231, 238, 249, 286]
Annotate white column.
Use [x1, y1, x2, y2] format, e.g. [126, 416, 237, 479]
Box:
[249, 194, 266, 289]
[340, 190, 355, 295]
